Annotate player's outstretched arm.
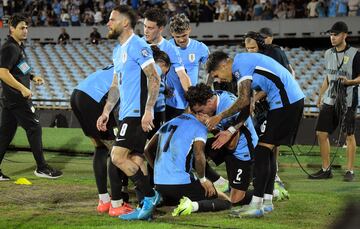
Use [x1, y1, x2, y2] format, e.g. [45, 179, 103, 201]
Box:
[177, 69, 192, 92]
[144, 133, 159, 169]
[141, 63, 161, 132]
[97, 73, 119, 131]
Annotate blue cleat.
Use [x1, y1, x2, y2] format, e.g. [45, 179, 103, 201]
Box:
[119, 208, 151, 221]
[262, 200, 274, 214]
[138, 190, 161, 219]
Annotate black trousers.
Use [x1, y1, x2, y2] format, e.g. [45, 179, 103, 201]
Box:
[0, 100, 46, 168]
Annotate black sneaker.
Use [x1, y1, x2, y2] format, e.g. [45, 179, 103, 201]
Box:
[308, 169, 333, 179]
[0, 170, 10, 181]
[34, 165, 63, 179]
[343, 171, 354, 182]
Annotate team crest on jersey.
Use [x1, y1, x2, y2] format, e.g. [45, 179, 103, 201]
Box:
[233, 70, 241, 81]
[122, 52, 127, 63]
[188, 53, 195, 63]
[141, 48, 150, 57]
[343, 56, 349, 64]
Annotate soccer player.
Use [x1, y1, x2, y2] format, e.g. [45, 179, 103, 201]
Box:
[206, 51, 304, 217]
[309, 21, 360, 182]
[168, 13, 209, 86]
[143, 8, 192, 121]
[145, 112, 231, 216]
[0, 15, 62, 180]
[96, 5, 161, 220]
[185, 83, 258, 206]
[71, 65, 131, 216]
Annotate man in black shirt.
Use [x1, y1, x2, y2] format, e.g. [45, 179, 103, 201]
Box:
[90, 27, 101, 45]
[0, 15, 62, 180]
[58, 28, 70, 45]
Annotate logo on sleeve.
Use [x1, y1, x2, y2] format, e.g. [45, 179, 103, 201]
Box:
[233, 70, 241, 81]
[141, 47, 150, 57]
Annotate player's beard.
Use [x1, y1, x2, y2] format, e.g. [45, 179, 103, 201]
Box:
[107, 27, 122, 39]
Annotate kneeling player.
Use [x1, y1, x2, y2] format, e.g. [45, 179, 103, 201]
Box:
[145, 112, 231, 216]
[185, 83, 258, 205]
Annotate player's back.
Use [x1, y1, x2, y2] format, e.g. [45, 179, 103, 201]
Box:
[154, 113, 207, 185]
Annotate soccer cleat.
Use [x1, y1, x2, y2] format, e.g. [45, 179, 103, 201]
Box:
[262, 200, 274, 214]
[214, 179, 230, 193]
[34, 164, 62, 179]
[119, 208, 150, 220]
[0, 170, 10, 181]
[343, 171, 355, 182]
[308, 169, 332, 179]
[97, 200, 111, 213]
[109, 202, 134, 217]
[229, 204, 264, 218]
[273, 181, 289, 201]
[172, 196, 192, 216]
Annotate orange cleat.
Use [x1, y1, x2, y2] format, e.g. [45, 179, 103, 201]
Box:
[97, 200, 111, 213]
[109, 202, 134, 217]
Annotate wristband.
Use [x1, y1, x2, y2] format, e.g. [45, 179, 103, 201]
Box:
[199, 177, 207, 183]
[227, 126, 237, 135]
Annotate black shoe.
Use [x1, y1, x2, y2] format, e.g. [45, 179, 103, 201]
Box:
[343, 171, 354, 182]
[34, 164, 63, 179]
[308, 169, 333, 179]
[0, 170, 10, 181]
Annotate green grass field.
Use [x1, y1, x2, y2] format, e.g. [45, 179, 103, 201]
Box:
[1, 128, 359, 229]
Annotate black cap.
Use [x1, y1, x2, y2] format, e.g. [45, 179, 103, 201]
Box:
[327, 21, 348, 34]
[259, 27, 273, 37]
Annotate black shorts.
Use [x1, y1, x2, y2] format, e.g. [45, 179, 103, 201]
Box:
[155, 180, 217, 206]
[71, 89, 117, 140]
[316, 104, 356, 135]
[205, 136, 232, 166]
[148, 111, 165, 139]
[114, 117, 148, 153]
[260, 99, 304, 146]
[165, 105, 184, 121]
[225, 154, 252, 191]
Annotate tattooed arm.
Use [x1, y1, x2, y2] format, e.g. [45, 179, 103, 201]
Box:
[142, 63, 161, 132]
[97, 73, 119, 131]
[206, 79, 252, 130]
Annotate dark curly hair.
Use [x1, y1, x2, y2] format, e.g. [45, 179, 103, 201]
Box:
[144, 8, 167, 27]
[150, 45, 170, 68]
[8, 14, 28, 29]
[185, 83, 214, 109]
[206, 51, 229, 74]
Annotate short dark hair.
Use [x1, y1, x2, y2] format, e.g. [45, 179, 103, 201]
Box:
[150, 45, 170, 68]
[113, 5, 137, 29]
[144, 8, 167, 27]
[206, 51, 229, 73]
[245, 31, 265, 49]
[8, 14, 28, 28]
[185, 83, 214, 109]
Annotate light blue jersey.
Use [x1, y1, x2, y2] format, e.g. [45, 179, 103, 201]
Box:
[112, 34, 155, 120]
[215, 90, 258, 161]
[76, 65, 114, 103]
[154, 113, 208, 185]
[169, 38, 209, 85]
[156, 38, 188, 110]
[154, 64, 166, 112]
[232, 53, 305, 110]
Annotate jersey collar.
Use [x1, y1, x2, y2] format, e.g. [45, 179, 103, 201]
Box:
[122, 33, 135, 46]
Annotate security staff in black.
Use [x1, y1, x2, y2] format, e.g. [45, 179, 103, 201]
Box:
[310, 21, 360, 182]
[0, 15, 62, 181]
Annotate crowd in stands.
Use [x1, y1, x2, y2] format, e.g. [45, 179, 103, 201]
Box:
[0, 0, 359, 27]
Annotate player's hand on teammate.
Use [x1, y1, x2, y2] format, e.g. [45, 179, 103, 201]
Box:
[20, 87, 32, 99]
[338, 76, 350, 86]
[141, 110, 155, 132]
[32, 76, 44, 85]
[212, 130, 232, 149]
[206, 115, 222, 130]
[97, 113, 109, 131]
[201, 179, 217, 197]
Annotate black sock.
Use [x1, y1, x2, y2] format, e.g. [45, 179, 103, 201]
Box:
[129, 168, 154, 197]
[205, 162, 221, 182]
[232, 189, 253, 206]
[108, 160, 123, 201]
[264, 149, 277, 195]
[147, 163, 154, 187]
[121, 175, 129, 203]
[93, 146, 108, 194]
[198, 199, 231, 212]
[253, 145, 272, 198]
